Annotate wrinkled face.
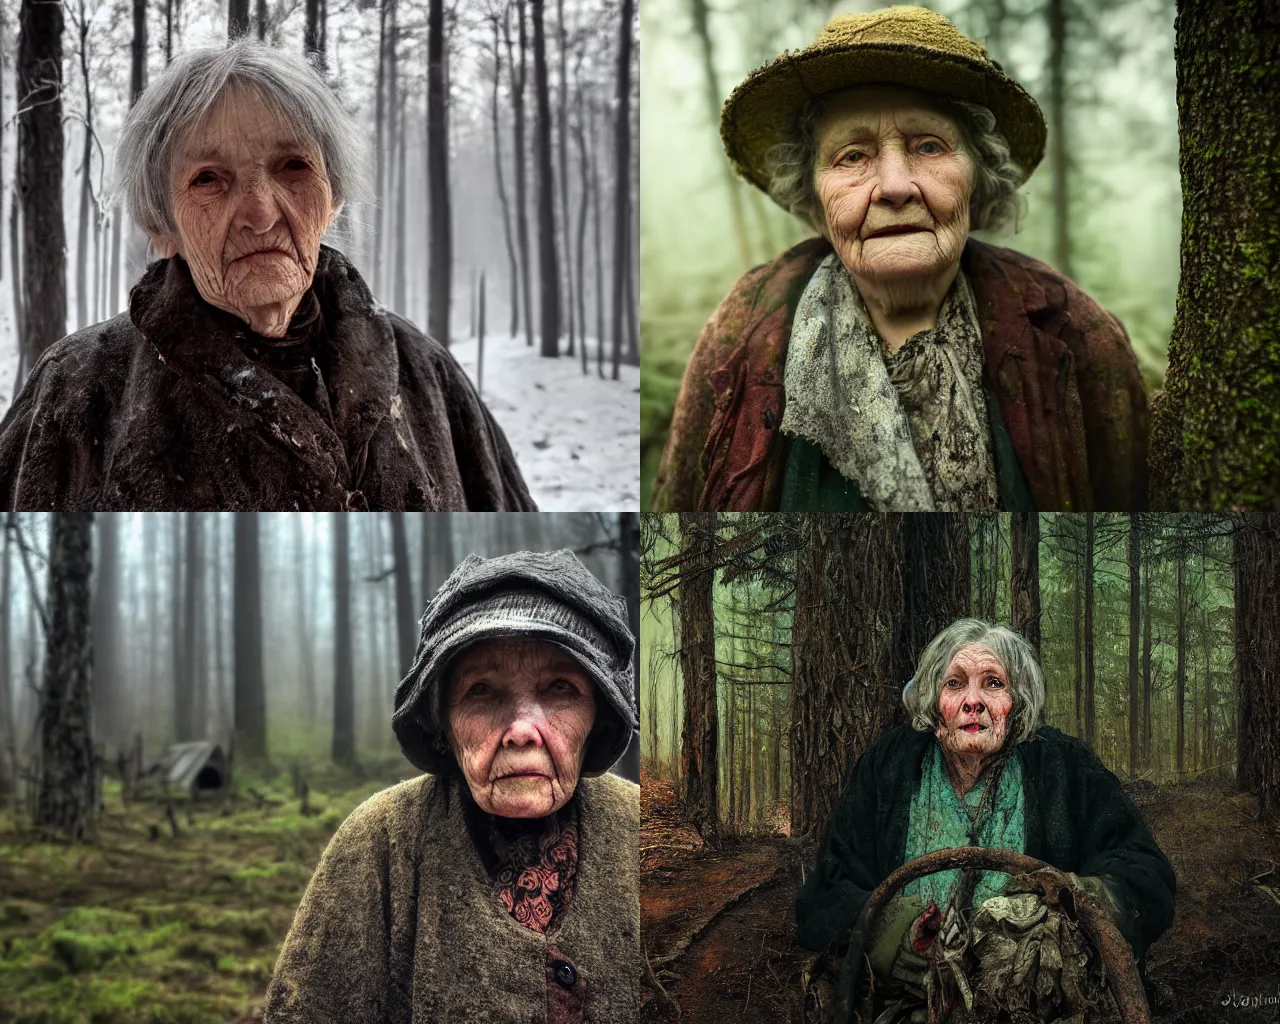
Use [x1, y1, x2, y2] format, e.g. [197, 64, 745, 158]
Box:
[159, 86, 336, 335]
[446, 639, 598, 819]
[935, 643, 1013, 758]
[813, 84, 973, 283]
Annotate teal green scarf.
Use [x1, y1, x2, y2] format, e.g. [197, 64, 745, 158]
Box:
[902, 741, 1025, 909]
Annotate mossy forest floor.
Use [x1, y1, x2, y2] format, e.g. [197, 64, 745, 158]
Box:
[0, 759, 414, 1024]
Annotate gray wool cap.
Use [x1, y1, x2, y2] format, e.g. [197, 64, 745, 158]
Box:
[392, 548, 639, 777]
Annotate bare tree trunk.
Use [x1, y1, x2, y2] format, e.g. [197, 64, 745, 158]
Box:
[427, 0, 451, 346]
[36, 513, 96, 840]
[293, 517, 315, 725]
[304, 0, 326, 69]
[616, 511, 640, 782]
[172, 516, 187, 742]
[1142, 557, 1152, 769]
[1084, 512, 1096, 748]
[390, 513, 417, 677]
[256, 0, 265, 42]
[1235, 514, 1280, 816]
[1176, 546, 1186, 775]
[1128, 515, 1141, 777]
[678, 512, 717, 838]
[572, 67, 589, 375]
[791, 514, 904, 839]
[1010, 512, 1041, 659]
[182, 512, 203, 741]
[332, 513, 355, 764]
[556, 0, 573, 356]
[0, 521, 11, 800]
[18, 0, 67, 369]
[372, 0, 388, 298]
[1203, 541, 1214, 772]
[1046, 0, 1071, 277]
[393, 96, 407, 316]
[900, 513, 970, 682]
[490, 14, 519, 338]
[420, 513, 455, 607]
[531, 0, 560, 358]
[504, 0, 534, 347]
[91, 514, 118, 749]
[228, 0, 250, 40]
[1073, 534, 1083, 737]
[609, 0, 633, 380]
[233, 513, 266, 760]
[589, 98, 605, 377]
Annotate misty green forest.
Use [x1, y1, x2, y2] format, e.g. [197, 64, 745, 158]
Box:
[0, 512, 638, 1024]
[642, 513, 1239, 836]
[639, 0, 1179, 505]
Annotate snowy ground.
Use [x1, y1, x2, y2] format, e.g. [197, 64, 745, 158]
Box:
[0, 331, 640, 512]
[449, 332, 640, 511]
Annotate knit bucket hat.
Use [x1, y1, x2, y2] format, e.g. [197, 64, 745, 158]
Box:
[392, 549, 639, 778]
[721, 6, 1046, 201]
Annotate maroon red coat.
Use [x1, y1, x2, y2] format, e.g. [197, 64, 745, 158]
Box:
[652, 237, 1149, 511]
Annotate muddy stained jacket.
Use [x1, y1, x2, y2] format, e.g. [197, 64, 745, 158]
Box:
[0, 245, 536, 511]
[651, 237, 1149, 512]
[796, 724, 1176, 1021]
[262, 772, 642, 1024]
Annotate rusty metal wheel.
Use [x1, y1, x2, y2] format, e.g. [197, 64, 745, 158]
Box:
[848, 847, 1150, 1024]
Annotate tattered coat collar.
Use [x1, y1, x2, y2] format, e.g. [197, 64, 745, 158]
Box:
[687, 236, 1145, 511]
[129, 245, 398, 499]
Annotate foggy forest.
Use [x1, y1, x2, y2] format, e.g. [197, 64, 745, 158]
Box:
[639, 512, 1280, 1024]
[0, 0, 641, 509]
[639, 0, 1280, 510]
[0, 511, 640, 1022]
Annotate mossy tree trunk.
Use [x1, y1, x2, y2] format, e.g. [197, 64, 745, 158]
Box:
[36, 513, 96, 840]
[1010, 512, 1041, 660]
[790, 514, 905, 839]
[1150, 1, 1280, 509]
[677, 512, 718, 838]
[1235, 514, 1280, 817]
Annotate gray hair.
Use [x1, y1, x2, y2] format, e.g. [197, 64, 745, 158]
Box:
[763, 91, 1026, 234]
[114, 40, 370, 238]
[902, 618, 1045, 749]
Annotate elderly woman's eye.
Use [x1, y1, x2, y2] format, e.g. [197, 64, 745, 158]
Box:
[837, 149, 867, 166]
[986, 676, 1006, 687]
[190, 170, 219, 187]
[282, 157, 311, 172]
[919, 139, 945, 154]
[462, 681, 493, 700]
[547, 678, 578, 696]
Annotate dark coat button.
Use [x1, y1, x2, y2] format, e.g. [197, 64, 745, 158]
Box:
[553, 961, 577, 987]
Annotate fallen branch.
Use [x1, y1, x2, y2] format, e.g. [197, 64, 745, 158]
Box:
[643, 943, 681, 1019]
[650, 866, 785, 970]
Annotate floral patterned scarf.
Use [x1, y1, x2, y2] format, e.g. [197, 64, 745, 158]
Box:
[486, 803, 581, 934]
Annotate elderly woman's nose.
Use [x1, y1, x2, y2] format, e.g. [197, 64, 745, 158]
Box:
[501, 709, 548, 748]
[234, 174, 283, 232]
[870, 145, 919, 207]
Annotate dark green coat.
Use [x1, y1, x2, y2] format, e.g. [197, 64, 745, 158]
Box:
[796, 724, 1175, 1012]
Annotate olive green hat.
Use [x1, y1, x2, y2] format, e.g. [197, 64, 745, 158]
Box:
[721, 6, 1047, 198]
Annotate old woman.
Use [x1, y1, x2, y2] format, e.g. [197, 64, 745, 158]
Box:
[797, 620, 1174, 1023]
[0, 41, 533, 511]
[653, 6, 1148, 512]
[263, 549, 640, 1024]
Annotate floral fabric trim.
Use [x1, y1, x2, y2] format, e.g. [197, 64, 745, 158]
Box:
[492, 811, 580, 934]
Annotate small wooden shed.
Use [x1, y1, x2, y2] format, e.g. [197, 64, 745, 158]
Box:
[155, 741, 229, 797]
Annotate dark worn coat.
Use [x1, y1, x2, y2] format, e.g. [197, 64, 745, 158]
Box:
[0, 246, 535, 510]
[652, 237, 1149, 511]
[796, 724, 1175, 1017]
[263, 772, 641, 1024]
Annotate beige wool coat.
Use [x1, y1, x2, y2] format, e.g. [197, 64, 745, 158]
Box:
[262, 771, 641, 1024]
